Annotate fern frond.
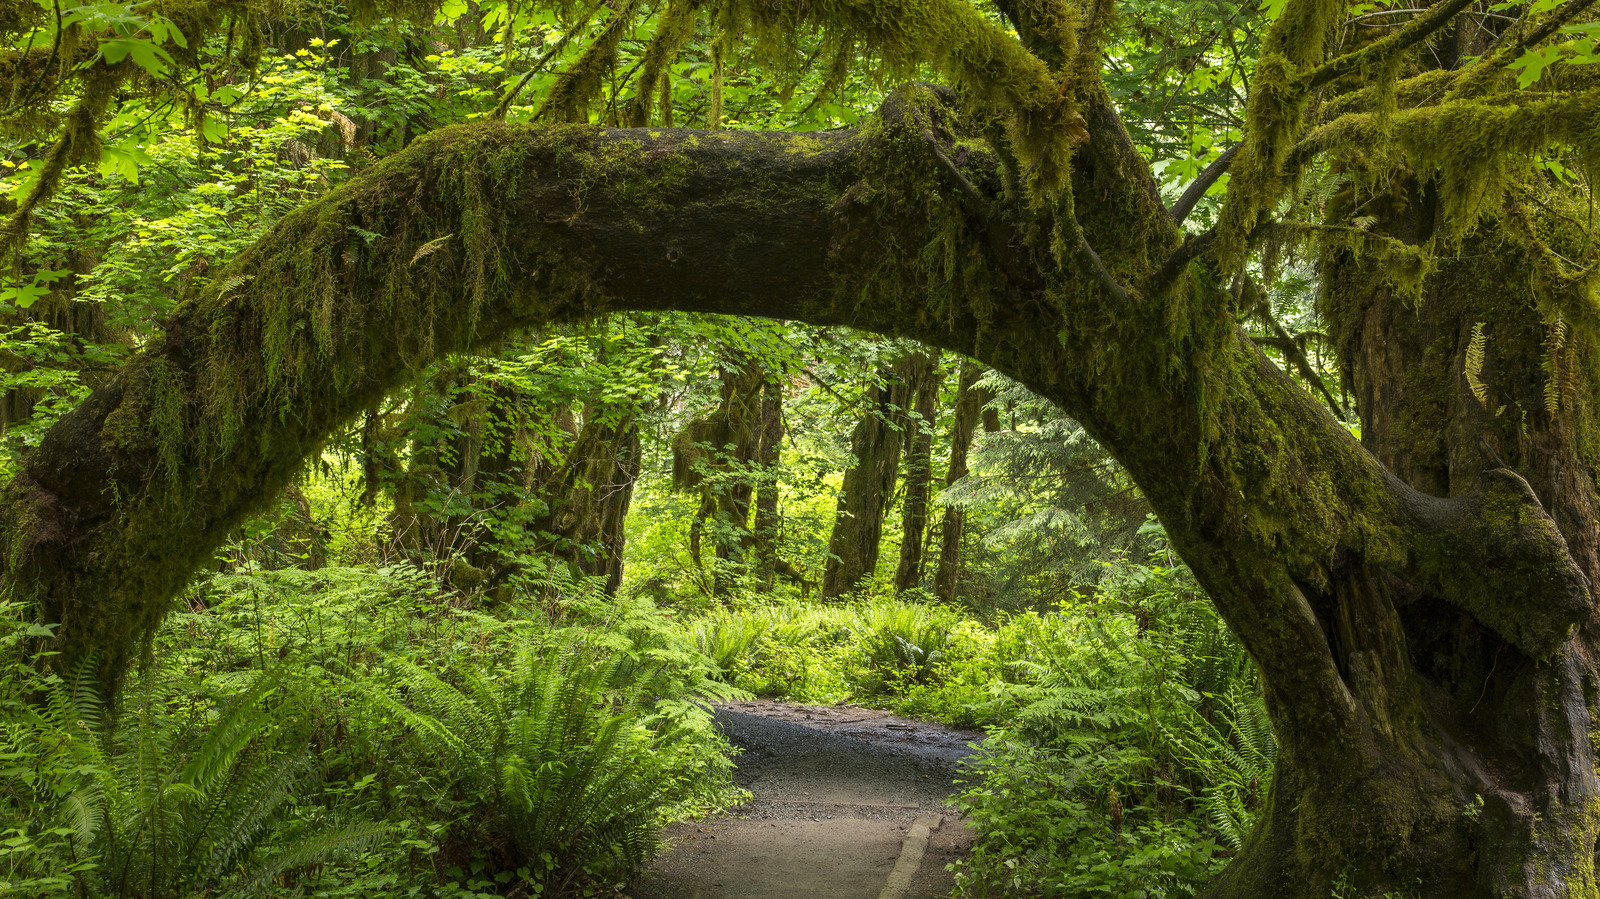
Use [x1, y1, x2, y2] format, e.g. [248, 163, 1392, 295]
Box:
[1465, 322, 1490, 407]
[224, 820, 388, 899]
[193, 747, 313, 887]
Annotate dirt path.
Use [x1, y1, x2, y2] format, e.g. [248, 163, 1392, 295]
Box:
[626, 701, 984, 899]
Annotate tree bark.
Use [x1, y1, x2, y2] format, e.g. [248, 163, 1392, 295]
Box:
[6, 86, 1594, 894]
[934, 362, 990, 605]
[822, 357, 915, 598]
[893, 350, 943, 593]
[388, 371, 536, 589]
[751, 376, 795, 587]
[533, 407, 642, 594]
[673, 357, 764, 597]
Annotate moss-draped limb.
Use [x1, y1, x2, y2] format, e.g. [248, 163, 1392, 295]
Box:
[535, 0, 646, 123]
[1296, 90, 1600, 243]
[1211, 0, 1489, 268]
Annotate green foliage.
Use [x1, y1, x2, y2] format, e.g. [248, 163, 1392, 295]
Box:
[685, 596, 963, 702]
[951, 559, 1271, 898]
[372, 640, 727, 895]
[0, 600, 381, 899]
[87, 668, 384, 899]
[940, 372, 1155, 610]
[4, 551, 749, 899]
[0, 605, 100, 898]
[671, 551, 1271, 898]
[954, 747, 1226, 898]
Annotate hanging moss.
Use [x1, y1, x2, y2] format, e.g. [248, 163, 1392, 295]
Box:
[622, 0, 702, 127]
[710, 0, 1079, 198]
[537, 0, 647, 123]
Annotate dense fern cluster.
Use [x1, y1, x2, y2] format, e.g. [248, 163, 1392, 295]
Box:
[953, 560, 1272, 897]
[376, 646, 722, 894]
[0, 563, 744, 899]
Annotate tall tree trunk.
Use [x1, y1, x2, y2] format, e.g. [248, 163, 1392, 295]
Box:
[752, 375, 785, 585]
[893, 350, 943, 593]
[934, 362, 993, 604]
[823, 354, 917, 598]
[1200, 190, 1600, 899]
[388, 372, 537, 587]
[534, 407, 642, 594]
[673, 357, 764, 597]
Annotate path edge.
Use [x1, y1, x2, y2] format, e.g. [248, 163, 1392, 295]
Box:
[877, 813, 943, 899]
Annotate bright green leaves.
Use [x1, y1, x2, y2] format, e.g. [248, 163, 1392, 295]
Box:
[1485, 0, 1600, 85]
[97, 36, 174, 76]
[0, 268, 68, 310]
[52, 1, 188, 77]
[96, 139, 152, 183]
[1508, 21, 1600, 86]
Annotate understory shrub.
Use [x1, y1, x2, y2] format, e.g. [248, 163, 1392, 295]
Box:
[0, 611, 378, 899]
[685, 596, 963, 702]
[950, 558, 1273, 898]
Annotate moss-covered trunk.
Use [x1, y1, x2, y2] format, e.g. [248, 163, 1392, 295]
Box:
[1231, 188, 1600, 898]
[4, 85, 1594, 894]
[934, 362, 989, 605]
[674, 357, 766, 597]
[534, 407, 642, 594]
[893, 350, 943, 593]
[822, 359, 913, 598]
[751, 377, 805, 591]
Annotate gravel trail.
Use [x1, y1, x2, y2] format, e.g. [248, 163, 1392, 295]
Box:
[626, 701, 984, 899]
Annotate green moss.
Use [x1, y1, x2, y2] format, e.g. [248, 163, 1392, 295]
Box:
[783, 134, 829, 156]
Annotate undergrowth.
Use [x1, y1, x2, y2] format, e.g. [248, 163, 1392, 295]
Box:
[2, 560, 745, 899]
[679, 554, 1272, 898]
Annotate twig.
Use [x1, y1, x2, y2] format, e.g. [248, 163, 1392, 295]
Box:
[0, 0, 65, 119]
[1142, 228, 1217, 299]
[920, 129, 1044, 290]
[1257, 304, 1346, 419]
[1072, 218, 1133, 312]
[1308, 0, 1480, 91]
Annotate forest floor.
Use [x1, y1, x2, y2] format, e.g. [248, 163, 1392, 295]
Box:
[625, 701, 984, 899]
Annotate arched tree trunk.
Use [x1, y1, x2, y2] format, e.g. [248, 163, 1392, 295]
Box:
[5, 87, 1594, 895]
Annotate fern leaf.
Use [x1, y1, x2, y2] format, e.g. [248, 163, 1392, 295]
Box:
[225, 820, 387, 899]
[1465, 322, 1490, 407]
[409, 233, 454, 266]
